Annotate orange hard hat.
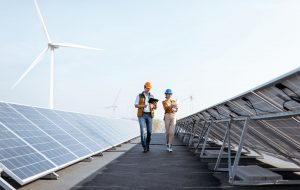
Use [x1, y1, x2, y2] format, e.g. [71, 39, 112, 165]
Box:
[144, 82, 152, 89]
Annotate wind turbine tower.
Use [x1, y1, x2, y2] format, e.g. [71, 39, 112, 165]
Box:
[180, 95, 194, 114]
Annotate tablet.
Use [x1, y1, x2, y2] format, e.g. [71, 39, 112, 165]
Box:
[148, 98, 159, 103]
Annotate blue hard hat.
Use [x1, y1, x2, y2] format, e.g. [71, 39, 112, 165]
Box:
[165, 89, 173, 94]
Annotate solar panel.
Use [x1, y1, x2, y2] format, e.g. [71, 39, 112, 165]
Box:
[0, 101, 139, 188]
[34, 108, 103, 154]
[253, 119, 300, 158]
[54, 111, 113, 149]
[75, 114, 119, 144]
[176, 67, 300, 185]
[231, 94, 279, 116]
[0, 103, 77, 166]
[256, 75, 300, 111]
[0, 122, 55, 184]
[89, 115, 129, 144]
[10, 104, 93, 158]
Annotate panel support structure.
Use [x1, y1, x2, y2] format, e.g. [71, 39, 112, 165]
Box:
[200, 122, 213, 157]
[214, 119, 232, 171]
[194, 121, 208, 153]
[229, 118, 249, 183]
[41, 172, 59, 180]
[187, 120, 196, 147]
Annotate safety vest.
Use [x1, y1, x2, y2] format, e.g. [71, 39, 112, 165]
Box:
[162, 99, 176, 114]
[137, 92, 155, 118]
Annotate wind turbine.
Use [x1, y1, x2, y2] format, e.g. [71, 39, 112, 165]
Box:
[11, 0, 103, 109]
[105, 89, 121, 118]
[180, 95, 194, 114]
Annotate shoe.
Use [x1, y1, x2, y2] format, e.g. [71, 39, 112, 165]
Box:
[168, 145, 173, 152]
[167, 144, 172, 152]
[143, 147, 147, 153]
[146, 146, 150, 151]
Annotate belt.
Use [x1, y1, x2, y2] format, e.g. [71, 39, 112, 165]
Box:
[143, 112, 151, 114]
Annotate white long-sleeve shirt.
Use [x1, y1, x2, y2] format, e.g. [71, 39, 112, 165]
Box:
[134, 92, 154, 113]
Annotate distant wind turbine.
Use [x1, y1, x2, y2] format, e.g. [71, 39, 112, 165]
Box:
[180, 95, 194, 113]
[11, 0, 103, 109]
[105, 89, 121, 117]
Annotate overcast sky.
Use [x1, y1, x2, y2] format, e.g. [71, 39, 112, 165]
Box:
[0, 0, 299, 119]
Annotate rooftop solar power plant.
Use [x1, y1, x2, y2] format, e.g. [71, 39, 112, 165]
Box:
[176, 67, 300, 185]
[0, 103, 139, 189]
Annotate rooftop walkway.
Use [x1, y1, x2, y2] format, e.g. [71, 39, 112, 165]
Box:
[72, 134, 298, 190]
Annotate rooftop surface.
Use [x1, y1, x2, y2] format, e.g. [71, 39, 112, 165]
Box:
[4, 133, 298, 189]
[70, 134, 299, 190]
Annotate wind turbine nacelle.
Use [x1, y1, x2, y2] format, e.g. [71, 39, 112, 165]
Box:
[48, 43, 59, 49]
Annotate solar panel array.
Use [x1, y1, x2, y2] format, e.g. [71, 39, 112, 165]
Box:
[0, 102, 139, 186]
[176, 67, 300, 178]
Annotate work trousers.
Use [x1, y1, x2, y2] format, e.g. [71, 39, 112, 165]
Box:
[164, 113, 176, 145]
[138, 113, 153, 149]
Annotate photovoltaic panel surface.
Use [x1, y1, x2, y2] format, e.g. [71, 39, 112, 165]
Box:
[0, 123, 55, 184]
[87, 115, 126, 144]
[0, 103, 76, 166]
[39, 108, 103, 153]
[0, 101, 139, 187]
[77, 113, 122, 145]
[65, 113, 114, 147]
[35, 108, 93, 157]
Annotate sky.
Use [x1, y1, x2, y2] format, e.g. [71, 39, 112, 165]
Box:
[0, 0, 299, 120]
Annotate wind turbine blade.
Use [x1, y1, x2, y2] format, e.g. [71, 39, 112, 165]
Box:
[11, 47, 48, 89]
[52, 43, 103, 51]
[34, 0, 51, 42]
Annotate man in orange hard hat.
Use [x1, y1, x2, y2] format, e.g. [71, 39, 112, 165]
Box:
[134, 82, 157, 153]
